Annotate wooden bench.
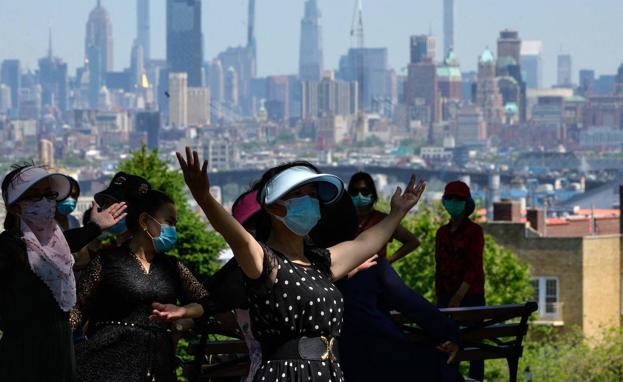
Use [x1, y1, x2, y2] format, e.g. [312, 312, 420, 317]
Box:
[393, 301, 538, 382]
[184, 302, 537, 382]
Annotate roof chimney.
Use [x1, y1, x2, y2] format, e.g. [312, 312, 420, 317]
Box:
[493, 199, 521, 222]
[527, 208, 546, 236]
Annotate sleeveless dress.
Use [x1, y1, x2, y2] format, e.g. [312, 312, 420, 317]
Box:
[245, 245, 345, 382]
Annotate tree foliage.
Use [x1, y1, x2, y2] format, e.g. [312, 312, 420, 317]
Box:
[387, 202, 533, 306]
[117, 145, 225, 279]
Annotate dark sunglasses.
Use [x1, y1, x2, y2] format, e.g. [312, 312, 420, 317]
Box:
[349, 188, 372, 197]
[21, 191, 59, 202]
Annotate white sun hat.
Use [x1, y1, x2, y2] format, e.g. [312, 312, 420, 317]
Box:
[3, 166, 71, 205]
[261, 166, 344, 205]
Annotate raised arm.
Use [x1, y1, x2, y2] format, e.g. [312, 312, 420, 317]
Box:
[176, 147, 264, 279]
[329, 176, 425, 280]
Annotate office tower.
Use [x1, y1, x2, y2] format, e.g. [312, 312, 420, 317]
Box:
[476, 49, 504, 125]
[38, 29, 69, 113]
[437, 49, 462, 100]
[167, 0, 203, 86]
[579, 69, 595, 96]
[497, 30, 521, 65]
[130, 40, 145, 87]
[0, 84, 11, 113]
[224, 67, 239, 108]
[521, 40, 543, 88]
[247, 0, 257, 78]
[410, 35, 436, 64]
[1, 60, 21, 115]
[338, 48, 389, 110]
[299, 0, 324, 81]
[557, 54, 573, 87]
[616, 63, 623, 96]
[86, 0, 114, 108]
[443, 0, 455, 56]
[135, 111, 161, 150]
[137, 0, 150, 61]
[265, 76, 290, 121]
[168, 72, 188, 127]
[39, 139, 55, 168]
[301, 81, 319, 119]
[187, 87, 211, 126]
[405, 59, 439, 128]
[456, 105, 486, 145]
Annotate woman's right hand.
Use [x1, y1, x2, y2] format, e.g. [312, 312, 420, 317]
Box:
[389, 175, 426, 216]
[176, 147, 210, 204]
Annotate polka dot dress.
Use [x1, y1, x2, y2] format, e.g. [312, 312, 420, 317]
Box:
[246, 246, 345, 382]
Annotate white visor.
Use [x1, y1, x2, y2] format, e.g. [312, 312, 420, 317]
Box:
[3, 167, 71, 205]
[261, 166, 344, 205]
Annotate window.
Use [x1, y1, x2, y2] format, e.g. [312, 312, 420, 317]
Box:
[531, 277, 559, 317]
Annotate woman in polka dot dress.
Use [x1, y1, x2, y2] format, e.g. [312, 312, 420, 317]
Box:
[177, 148, 425, 382]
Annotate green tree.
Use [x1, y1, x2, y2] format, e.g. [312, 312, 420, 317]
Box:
[117, 145, 225, 279]
[388, 203, 533, 306]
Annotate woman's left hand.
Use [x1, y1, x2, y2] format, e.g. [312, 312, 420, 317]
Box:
[389, 175, 426, 216]
[90, 202, 127, 231]
[436, 341, 460, 364]
[149, 302, 188, 321]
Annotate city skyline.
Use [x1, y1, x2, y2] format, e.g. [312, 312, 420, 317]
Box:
[0, 0, 622, 87]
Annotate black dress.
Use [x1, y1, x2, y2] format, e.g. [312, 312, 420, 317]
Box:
[0, 223, 102, 382]
[245, 245, 345, 382]
[71, 245, 209, 382]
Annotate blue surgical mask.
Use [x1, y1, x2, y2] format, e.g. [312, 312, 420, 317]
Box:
[443, 199, 466, 218]
[352, 193, 373, 208]
[147, 215, 177, 253]
[108, 217, 127, 235]
[56, 198, 77, 216]
[277, 196, 321, 236]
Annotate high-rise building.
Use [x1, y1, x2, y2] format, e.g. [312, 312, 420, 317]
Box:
[130, 40, 145, 88]
[299, 0, 324, 81]
[137, 0, 150, 61]
[265, 76, 290, 121]
[301, 81, 319, 119]
[39, 139, 55, 168]
[410, 35, 436, 64]
[443, 0, 455, 56]
[86, 0, 114, 108]
[456, 105, 486, 145]
[0, 84, 11, 113]
[405, 59, 439, 129]
[579, 69, 595, 96]
[302, 77, 358, 118]
[209, 59, 224, 120]
[475, 48, 505, 126]
[557, 54, 573, 87]
[187, 87, 211, 126]
[521, 40, 543, 88]
[135, 111, 161, 149]
[497, 30, 521, 65]
[166, 0, 203, 87]
[224, 67, 239, 109]
[1, 60, 21, 115]
[616, 63, 623, 96]
[168, 72, 188, 127]
[338, 48, 389, 110]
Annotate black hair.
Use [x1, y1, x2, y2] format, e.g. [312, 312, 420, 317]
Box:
[250, 161, 320, 242]
[66, 176, 81, 199]
[125, 190, 175, 234]
[82, 207, 92, 226]
[2, 162, 36, 232]
[347, 171, 379, 204]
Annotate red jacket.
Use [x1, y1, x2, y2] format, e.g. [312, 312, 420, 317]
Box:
[434, 219, 485, 297]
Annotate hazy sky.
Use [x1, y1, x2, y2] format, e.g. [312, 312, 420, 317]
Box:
[0, 0, 621, 87]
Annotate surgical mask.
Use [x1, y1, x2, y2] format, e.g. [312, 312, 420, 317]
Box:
[276, 196, 321, 236]
[56, 198, 77, 216]
[108, 217, 127, 235]
[352, 193, 373, 208]
[443, 199, 466, 218]
[146, 215, 177, 253]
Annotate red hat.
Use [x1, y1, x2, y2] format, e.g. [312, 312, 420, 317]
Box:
[443, 181, 471, 199]
[232, 190, 261, 226]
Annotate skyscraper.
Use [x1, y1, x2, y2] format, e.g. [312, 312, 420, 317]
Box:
[135, 111, 161, 150]
[168, 72, 188, 127]
[476, 48, 505, 126]
[38, 30, 69, 112]
[521, 40, 543, 89]
[224, 67, 239, 108]
[137, 0, 150, 61]
[247, 0, 257, 76]
[85, 0, 114, 108]
[497, 30, 521, 65]
[1, 60, 21, 115]
[557, 54, 573, 87]
[410, 35, 436, 65]
[187, 87, 211, 126]
[299, 0, 324, 81]
[167, 0, 203, 87]
[338, 48, 389, 110]
[443, 0, 455, 56]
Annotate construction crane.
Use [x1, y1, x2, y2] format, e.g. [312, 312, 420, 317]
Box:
[350, 0, 365, 109]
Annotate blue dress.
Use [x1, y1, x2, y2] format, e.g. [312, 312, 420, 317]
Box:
[336, 258, 461, 381]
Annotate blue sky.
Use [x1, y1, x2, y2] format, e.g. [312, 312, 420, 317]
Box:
[0, 0, 621, 86]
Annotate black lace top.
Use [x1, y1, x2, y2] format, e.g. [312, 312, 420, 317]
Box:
[71, 245, 209, 382]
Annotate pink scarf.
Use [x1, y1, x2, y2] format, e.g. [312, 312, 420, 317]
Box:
[20, 199, 76, 312]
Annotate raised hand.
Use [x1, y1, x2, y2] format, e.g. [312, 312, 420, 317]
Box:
[436, 340, 460, 364]
[149, 302, 188, 322]
[389, 174, 426, 216]
[90, 201, 127, 231]
[176, 146, 210, 203]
